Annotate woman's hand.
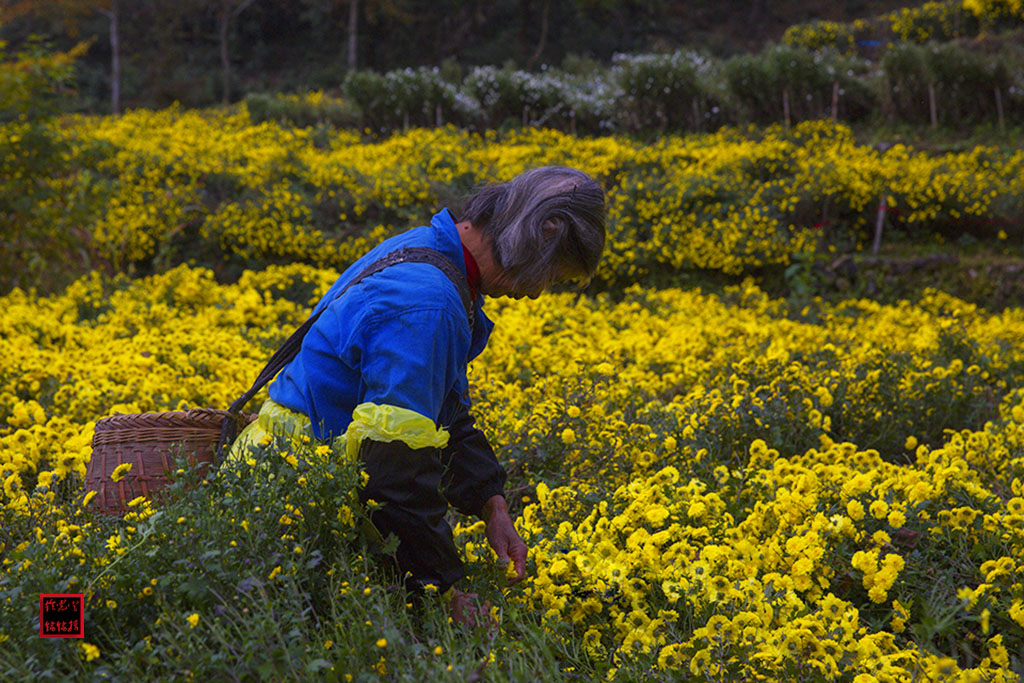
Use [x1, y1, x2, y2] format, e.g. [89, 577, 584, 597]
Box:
[481, 495, 529, 585]
[447, 588, 494, 629]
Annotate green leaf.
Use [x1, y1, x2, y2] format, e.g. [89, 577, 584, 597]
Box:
[305, 659, 331, 674]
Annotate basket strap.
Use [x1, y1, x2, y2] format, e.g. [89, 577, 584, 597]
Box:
[216, 246, 476, 462]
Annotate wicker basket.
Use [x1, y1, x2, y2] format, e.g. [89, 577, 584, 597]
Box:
[84, 409, 255, 515]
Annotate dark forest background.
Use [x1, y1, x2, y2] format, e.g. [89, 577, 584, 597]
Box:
[1, 0, 913, 113]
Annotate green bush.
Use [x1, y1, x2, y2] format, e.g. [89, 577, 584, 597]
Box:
[340, 69, 388, 129]
[461, 66, 571, 130]
[557, 72, 620, 135]
[888, 1, 975, 43]
[782, 19, 857, 55]
[924, 42, 1007, 125]
[0, 421, 588, 680]
[1009, 55, 1024, 120]
[723, 45, 866, 125]
[343, 67, 481, 132]
[882, 41, 1011, 126]
[611, 52, 707, 132]
[0, 40, 94, 294]
[243, 91, 361, 130]
[0, 431, 356, 678]
[382, 67, 473, 129]
[765, 45, 835, 121]
[722, 52, 781, 124]
[825, 53, 877, 122]
[881, 43, 933, 123]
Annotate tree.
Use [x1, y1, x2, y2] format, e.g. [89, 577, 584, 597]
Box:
[97, 0, 117, 113]
[523, 0, 550, 70]
[343, 0, 412, 71]
[1, 0, 123, 114]
[218, 0, 256, 105]
[347, 0, 357, 70]
[0, 39, 91, 293]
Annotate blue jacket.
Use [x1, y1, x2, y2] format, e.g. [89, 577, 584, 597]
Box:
[268, 209, 507, 592]
[270, 208, 495, 440]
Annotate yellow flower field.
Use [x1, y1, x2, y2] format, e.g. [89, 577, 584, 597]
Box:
[23, 107, 1024, 291]
[2, 257, 1022, 679]
[3, 98, 1024, 678]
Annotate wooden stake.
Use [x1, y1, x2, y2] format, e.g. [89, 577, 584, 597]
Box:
[928, 83, 938, 128]
[873, 192, 886, 256]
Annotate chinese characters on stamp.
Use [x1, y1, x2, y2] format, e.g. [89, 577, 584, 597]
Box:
[39, 594, 84, 638]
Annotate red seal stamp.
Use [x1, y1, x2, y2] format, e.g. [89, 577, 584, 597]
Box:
[39, 594, 84, 638]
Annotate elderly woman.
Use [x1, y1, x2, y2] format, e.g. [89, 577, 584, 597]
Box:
[232, 166, 606, 622]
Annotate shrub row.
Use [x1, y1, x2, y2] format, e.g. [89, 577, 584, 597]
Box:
[783, 0, 1023, 52]
[319, 42, 1022, 136]
[882, 41, 1017, 125]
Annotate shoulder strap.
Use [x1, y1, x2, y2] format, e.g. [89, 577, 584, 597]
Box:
[216, 247, 475, 461]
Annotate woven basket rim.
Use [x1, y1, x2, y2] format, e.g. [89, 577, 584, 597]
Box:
[94, 409, 255, 431]
[91, 427, 222, 446]
[97, 407, 234, 421]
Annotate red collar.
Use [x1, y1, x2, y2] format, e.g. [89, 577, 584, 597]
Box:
[461, 243, 481, 299]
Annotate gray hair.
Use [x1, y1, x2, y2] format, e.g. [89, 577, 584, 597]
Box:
[461, 166, 606, 291]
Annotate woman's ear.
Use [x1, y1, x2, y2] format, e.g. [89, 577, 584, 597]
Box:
[541, 218, 562, 241]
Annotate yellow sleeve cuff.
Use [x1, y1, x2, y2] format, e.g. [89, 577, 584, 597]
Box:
[342, 402, 449, 460]
[227, 398, 314, 461]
